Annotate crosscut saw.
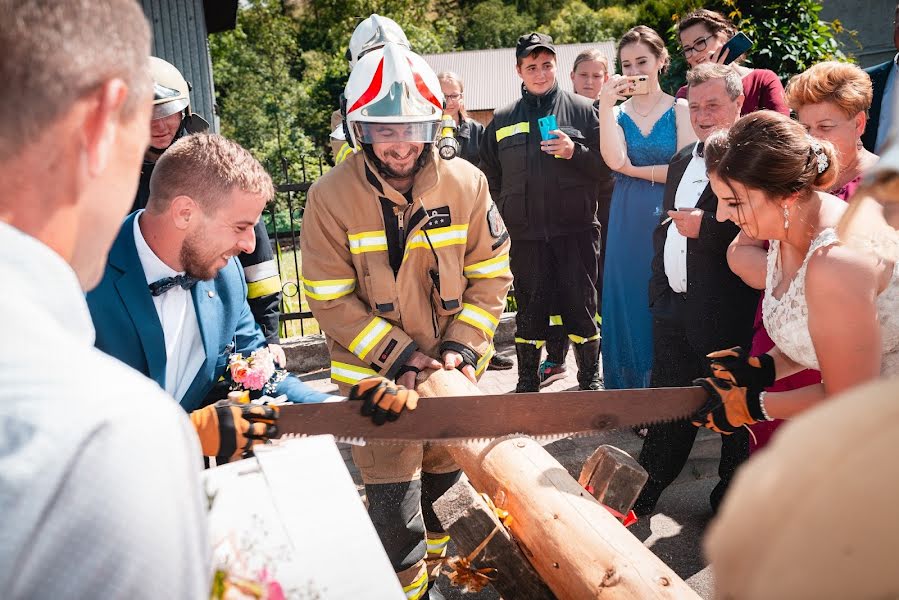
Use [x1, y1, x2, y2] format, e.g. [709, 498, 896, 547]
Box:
[275, 387, 707, 445]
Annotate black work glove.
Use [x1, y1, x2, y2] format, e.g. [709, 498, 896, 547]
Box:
[707, 346, 775, 392]
[349, 376, 419, 425]
[691, 377, 767, 435]
[189, 400, 279, 462]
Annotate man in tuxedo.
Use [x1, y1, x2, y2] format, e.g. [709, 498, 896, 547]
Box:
[633, 63, 760, 516]
[863, 2, 899, 153]
[87, 133, 333, 459]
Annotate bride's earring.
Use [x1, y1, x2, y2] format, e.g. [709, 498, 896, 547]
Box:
[783, 204, 790, 230]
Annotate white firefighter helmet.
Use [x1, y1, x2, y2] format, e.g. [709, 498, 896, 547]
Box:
[347, 14, 410, 68]
[343, 42, 444, 149]
[149, 57, 191, 120]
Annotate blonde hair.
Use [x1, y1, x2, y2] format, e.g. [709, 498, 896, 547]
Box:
[785, 61, 873, 118]
[572, 49, 610, 74]
[437, 71, 468, 121]
[148, 134, 275, 213]
[0, 0, 151, 160]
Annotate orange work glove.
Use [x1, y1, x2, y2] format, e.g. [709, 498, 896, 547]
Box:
[189, 400, 279, 461]
[691, 377, 767, 435]
[707, 346, 775, 391]
[349, 376, 419, 425]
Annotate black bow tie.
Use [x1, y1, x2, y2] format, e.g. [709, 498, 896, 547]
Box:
[696, 143, 704, 158]
[149, 274, 199, 296]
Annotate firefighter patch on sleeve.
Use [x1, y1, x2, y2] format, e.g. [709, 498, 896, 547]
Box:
[487, 203, 506, 238]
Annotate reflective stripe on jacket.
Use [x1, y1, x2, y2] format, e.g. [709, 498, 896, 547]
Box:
[301, 149, 512, 391]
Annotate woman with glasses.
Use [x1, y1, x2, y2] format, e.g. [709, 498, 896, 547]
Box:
[437, 71, 484, 166]
[675, 9, 789, 116]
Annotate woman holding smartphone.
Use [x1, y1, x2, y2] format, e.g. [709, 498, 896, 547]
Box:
[675, 9, 789, 116]
[598, 26, 695, 390]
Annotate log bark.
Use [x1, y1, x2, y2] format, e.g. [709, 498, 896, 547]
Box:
[578, 444, 648, 519]
[416, 368, 699, 600]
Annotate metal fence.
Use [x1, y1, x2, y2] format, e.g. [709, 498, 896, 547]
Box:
[267, 156, 327, 339]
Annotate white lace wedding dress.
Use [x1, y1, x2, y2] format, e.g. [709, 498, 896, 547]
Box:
[763, 228, 899, 376]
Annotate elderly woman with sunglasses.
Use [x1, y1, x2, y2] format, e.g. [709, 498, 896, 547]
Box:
[674, 9, 789, 117]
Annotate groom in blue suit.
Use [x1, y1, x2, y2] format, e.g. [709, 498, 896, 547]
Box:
[87, 133, 331, 419]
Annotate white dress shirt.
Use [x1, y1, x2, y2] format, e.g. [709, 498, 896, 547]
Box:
[875, 54, 899, 154]
[664, 144, 708, 293]
[133, 211, 204, 401]
[0, 220, 210, 598]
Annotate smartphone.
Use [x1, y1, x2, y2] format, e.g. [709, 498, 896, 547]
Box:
[720, 32, 753, 65]
[622, 75, 649, 96]
[537, 115, 558, 140]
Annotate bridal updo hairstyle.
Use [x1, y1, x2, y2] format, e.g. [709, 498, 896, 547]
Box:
[704, 110, 840, 199]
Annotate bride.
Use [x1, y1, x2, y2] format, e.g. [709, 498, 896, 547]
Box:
[690, 110, 899, 433]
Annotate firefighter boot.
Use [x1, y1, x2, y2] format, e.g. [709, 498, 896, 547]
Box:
[573, 339, 602, 391]
[514, 342, 541, 393]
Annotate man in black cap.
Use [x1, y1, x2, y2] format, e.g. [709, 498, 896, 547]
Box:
[480, 32, 612, 393]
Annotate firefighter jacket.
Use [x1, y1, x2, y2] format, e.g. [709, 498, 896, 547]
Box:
[132, 161, 283, 344]
[479, 82, 613, 241]
[301, 148, 512, 391]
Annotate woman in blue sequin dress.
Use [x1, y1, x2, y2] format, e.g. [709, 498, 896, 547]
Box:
[598, 26, 695, 389]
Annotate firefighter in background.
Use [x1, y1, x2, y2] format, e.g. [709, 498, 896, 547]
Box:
[480, 33, 612, 393]
[329, 14, 411, 164]
[133, 57, 285, 358]
[302, 42, 512, 600]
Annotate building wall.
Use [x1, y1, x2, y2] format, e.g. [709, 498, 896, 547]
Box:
[139, 0, 218, 132]
[821, 0, 896, 67]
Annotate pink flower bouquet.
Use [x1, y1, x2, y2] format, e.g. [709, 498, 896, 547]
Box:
[228, 348, 285, 395]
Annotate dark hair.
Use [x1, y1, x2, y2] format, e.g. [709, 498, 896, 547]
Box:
[677, 9, 737, 39]
[617, 26, 670, 74]
[704, 110, 840, 199]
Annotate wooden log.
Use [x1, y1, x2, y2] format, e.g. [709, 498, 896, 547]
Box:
[578, 445, 648, 520]
[416, 368, 699, 600]
[432, 476, 555, 599]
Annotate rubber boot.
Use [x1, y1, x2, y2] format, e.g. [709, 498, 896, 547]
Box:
[514, 342, 541, 393]
[573, 339, 602, 391]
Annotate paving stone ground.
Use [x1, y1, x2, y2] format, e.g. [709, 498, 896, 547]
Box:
[298, 344, 720, 598]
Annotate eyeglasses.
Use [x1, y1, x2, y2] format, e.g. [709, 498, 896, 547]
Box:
[444, 93, 462, 101]
[682, 34, 715, 58]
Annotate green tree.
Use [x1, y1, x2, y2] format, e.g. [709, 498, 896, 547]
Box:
[462, 0, 536, 49]
[547, 1, 637, 43]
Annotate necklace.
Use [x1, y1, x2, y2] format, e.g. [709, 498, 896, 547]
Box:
[629, 92, 665, 118]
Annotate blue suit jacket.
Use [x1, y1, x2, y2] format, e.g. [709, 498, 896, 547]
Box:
[863, 59, 893, 152]
[87, 213, 329, 412]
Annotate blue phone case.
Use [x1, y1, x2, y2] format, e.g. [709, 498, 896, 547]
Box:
[538, 115, 558, 140]
[721, 32, 753, 65]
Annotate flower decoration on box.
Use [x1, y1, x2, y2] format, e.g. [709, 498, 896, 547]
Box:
[228, 348, 288, 396]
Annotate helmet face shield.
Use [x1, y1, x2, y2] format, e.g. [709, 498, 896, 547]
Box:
[354, 121, 440, 144]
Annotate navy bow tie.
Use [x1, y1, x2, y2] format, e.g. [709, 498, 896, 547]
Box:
[149, 274, 199, 296]
[696, 142, 704, 157]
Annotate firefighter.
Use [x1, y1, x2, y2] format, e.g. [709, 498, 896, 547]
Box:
[479, 32, 613, 392]
[301, 42, 512, 600]
[329, 14, 411, 164]
[133, 57, 285, 356]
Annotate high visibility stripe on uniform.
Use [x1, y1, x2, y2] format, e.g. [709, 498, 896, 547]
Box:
[475, 345, 494, 377]
[515, 337, 545, 349]
[348, 230, 388, 254]
[403, 572, 429, 600]
[549, 314, 563, 326]
[335, 142, 354, 164]
[595, 312, 602, 325]
[495, 121, 530, 142]
[302, 277, 356, 301]
[348, 317, 392, 360]
[403, 225, 468, 257]
[243, 259, 280, 283]
[456, 303, 499, 337]
[426, 534, 451, 556]
[247, 275, 281, 299]
[463, 254, 510, 279]
[330, 361, 378, 385]
[568, 332, 601, 344]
